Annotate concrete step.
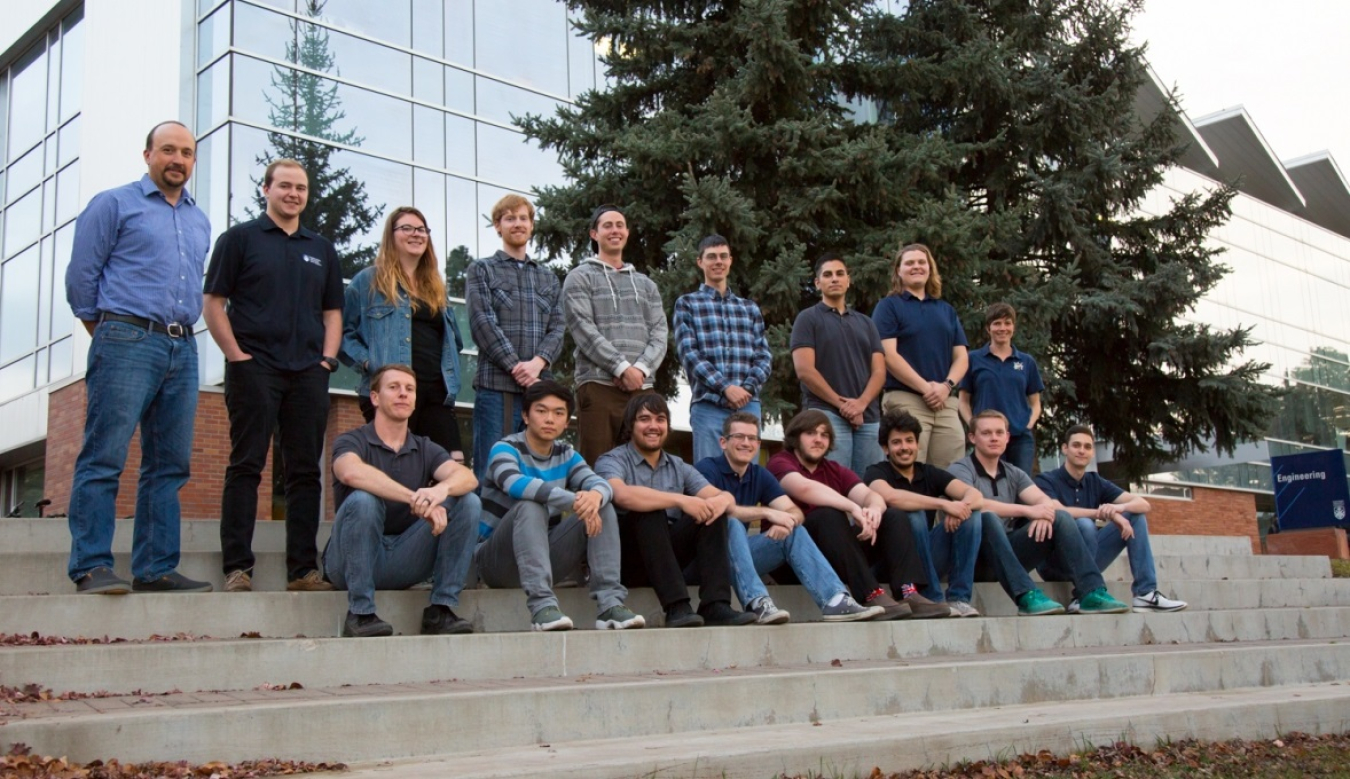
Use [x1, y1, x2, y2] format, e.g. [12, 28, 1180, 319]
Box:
[0, 517, 329, 554]
[1144, 533, 1255, 556]
[3, 639, 1346, 765]
[337, 682, 1350, 779]
[1097, 552, 1331, 582]
[4, 605, 1348, 697]
[2, 577, 1347, 640]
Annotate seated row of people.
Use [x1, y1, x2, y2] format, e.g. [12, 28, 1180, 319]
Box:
[325, 365, 1185, 637]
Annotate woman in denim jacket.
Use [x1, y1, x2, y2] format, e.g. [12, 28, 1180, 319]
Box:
[341, 206, 466, 460]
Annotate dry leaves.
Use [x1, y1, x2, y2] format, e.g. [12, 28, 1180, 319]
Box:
[0, 744, 344, 777]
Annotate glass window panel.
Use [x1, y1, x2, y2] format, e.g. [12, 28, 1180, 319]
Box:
[59, 10, 83, 123]
[55, 160, 80, 226]
[34, 347, 48, 387]
[232, 2, 296, 62]
[445, 66, 473, 115]
[475, 77, 564, 128]
[445, 113, 475, 178]
[322, 0, 411, 48]
[50, 222, 74, 340]
[9, 45, 48, 160]
[445, 1, 473, 65]
[476, 124, 562, 192]
[0, 356, 36, 404]
[336, 86, 412, 160]
[412, 166, 446, 250]
[566, 10, 597, 99]
[1, 245, 40, 361]
[0, 75, 8, 165]
[52, 338, 75, 381]
[194, 129, 229, 236]
[197, 56, 230, 132]
[57, 116, 79, 168]
[3, 187, 41, 259]
[475, 0, 567, 96]
[42, 178, 55, 232]
[44, 133, 57, 176]
[229, 125, 270, 224]
[323, 22, 411, 97]
[6, 145, 42, 204]
[411, 0, 444, 58]
[45, 34, 61, 134]
[413, 56, 442, 103]
[324, 147, 410, 258]
[198, 0, 230, 17]
[447, 175, 477, 259]
[38, 235, 52, 344]
[198, 2, 230, 68]
[413, 105, 444, 168]
[235, 4, 412, 98]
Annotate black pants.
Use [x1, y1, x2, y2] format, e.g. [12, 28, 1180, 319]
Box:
[618, 509, 732, 610]
[797, 506, 928, 602]
[220, 360, 330, 579]
[358, 371, 462, 453]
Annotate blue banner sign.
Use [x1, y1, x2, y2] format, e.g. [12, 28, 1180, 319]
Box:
[1271, 449, 1350, 531]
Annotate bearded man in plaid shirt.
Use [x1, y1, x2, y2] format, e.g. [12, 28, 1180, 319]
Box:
[673, 235, 774, 462]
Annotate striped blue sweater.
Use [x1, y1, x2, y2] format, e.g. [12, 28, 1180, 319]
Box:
[479, 432, 613, 540]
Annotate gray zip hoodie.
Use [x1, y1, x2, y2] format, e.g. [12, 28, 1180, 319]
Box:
[562, 256, 668, 387]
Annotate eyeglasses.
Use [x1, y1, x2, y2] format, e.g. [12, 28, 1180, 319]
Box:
[724, 433, 761, 443]
[394, 225, 430, 236]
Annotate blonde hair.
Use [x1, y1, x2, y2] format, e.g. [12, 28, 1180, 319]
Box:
[372, 206, 446, 314]
[889, 243, 943, 299]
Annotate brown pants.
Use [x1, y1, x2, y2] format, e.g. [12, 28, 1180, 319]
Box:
[576, 382, 656, 464]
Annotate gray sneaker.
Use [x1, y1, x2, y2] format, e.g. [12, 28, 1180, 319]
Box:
[747, 596, 791, 625]
[531, 605, 574, 632]
[596, 604, 646, 630]
[947, 600, 980, 618]
[820, 594, 884, 622]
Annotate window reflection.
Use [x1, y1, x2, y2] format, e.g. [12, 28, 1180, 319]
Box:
[1, 245, 40, 362]
[322, 0, 411, 48]
[411, 0, 443, 57]
[49, 337, 72, 382]
[198, 3, 230, 68]
[9, 45, 47, 160]
[475, 77, 564, 128]
[474, 0, 567, 96]
[3, 188, 40, 259]
[197, 58, 230, 132]
[55, 161, 80, 226]
[0, 356, 36, 404]
[476, 123, 563, 192]
[6, 146, 41, 205]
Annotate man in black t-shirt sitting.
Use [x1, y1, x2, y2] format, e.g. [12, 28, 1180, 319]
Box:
[324, 364, 482, 638]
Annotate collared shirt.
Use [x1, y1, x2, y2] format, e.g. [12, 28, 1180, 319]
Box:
[66, 175, 211, 327]
[947, 455, 1035, 530]
[1035, 465, 1123, 510]
[465, 250, 565, 393]
[960, 344, 1044, 435]
[694, 455, 786, 522]
[332, 423, 451, 536]
[862, 460, 958, 526]
[594, 442, 710, 521]
[789, 302, 884, 423]
[766, 449, 861, 514]
[203, 213, 344, 372]
[871, 291, 968, 392]
[674, 284, 773, 406]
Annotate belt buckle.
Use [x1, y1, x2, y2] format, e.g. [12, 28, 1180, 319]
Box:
[166, 322, 185, 338]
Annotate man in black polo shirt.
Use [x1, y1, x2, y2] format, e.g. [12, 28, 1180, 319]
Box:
[203, 158, 345, 593]
[325, 364, 481, 637]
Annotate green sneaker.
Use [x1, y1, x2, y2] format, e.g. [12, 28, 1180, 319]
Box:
[531, 605, 574, 632]
[596, 604, 646, 630]
[1016, 589, 1066, 616]
[1077, 587, 1130, 615]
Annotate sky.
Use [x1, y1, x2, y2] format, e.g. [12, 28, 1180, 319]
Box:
[1132, 1, 1350, 171]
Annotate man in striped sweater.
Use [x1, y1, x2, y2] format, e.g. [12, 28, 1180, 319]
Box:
[474, 379, 644, 632]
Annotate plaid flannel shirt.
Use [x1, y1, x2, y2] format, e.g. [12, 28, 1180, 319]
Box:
[673, 284, 773, 407]
[466, 250, 565, 393]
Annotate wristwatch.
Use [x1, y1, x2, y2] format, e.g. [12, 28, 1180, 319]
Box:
[945, 378, 958, 391]
[321, 356, 339, 371]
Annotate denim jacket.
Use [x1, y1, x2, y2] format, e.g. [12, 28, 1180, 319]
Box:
[339, 266, 464, 402]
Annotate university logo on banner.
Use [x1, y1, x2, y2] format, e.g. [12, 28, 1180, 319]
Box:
[1271, 449, 1350, 531]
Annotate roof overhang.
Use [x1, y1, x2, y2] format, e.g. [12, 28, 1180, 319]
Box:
[1192, 106, 1307, 212]
[1133, 65, 1220, 175]
[1283, 151, 1350, 238]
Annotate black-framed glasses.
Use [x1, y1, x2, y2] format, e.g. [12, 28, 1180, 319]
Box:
[724, 433, 761, 443]
[395, 225, 430, 236]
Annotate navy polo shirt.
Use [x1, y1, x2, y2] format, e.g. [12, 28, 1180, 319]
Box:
[872, 291, 968, 392]
[862, 460, 958, 527]
[960, 344, 1045, 435]
[1034, 466, 1123, 510]
[204, 214, 345, 372]
[694, 455, 786, 521]
[332, 423, 451, 536]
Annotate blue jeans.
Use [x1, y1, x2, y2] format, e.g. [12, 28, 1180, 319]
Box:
[989, 510, 1105, 600]
[820, 409, 881, 476]
[726, 519, 847, 609]
[471, 387, 523, 482]
[690, 399, 762, 464]
[926, 511, 982, 603]
[1003, 431, 1036, 475]
[68, 321, 198, 582]
[323, 490, 479, 615]
[1074, 513, 1158, 597]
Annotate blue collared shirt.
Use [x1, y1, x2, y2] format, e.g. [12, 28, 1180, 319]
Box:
[872, 291, 967, 392]
[960, 344, 1044, 435]
[694, 455, 786, 517]
[1034, 466, 1123, 510]
[674, 284, 773, 406]
[66, 175, 211, 326]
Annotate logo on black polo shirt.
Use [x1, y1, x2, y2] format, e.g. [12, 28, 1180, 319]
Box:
[302, 254, 323, 266]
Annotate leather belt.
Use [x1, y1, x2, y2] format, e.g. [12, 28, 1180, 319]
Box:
[100, 313, 194, 338]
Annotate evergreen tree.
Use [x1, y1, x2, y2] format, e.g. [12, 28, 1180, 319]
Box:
[444, 244, 473, 299]
[252, 0, 380, 278]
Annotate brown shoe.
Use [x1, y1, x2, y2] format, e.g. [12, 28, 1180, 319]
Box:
[904, 592, 952, 619]
[287, 570, 335, 592]
[224, 569, 252, 592]
[866, 592, 912, 621]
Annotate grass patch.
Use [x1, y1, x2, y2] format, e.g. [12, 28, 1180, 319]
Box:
[1331, 559, 1350, 578]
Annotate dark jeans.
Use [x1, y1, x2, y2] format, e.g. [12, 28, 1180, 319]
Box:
[796, 506, 928, 602]
[975, 510, 1106, 600]
[220, 359, 330, 579]
[618, 509, 732, 610]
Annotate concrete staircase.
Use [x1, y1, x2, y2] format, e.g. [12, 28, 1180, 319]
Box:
[1, 518, 1348, 778]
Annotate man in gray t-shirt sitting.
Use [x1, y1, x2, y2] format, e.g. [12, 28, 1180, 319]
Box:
[948, 410, 1129, 616]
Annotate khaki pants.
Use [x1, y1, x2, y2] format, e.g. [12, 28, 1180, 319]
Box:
[576, 382, 657, 464]
[881, 391, 965, 469]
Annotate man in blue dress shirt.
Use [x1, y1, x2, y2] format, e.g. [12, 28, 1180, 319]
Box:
[64, 121, 213, 594]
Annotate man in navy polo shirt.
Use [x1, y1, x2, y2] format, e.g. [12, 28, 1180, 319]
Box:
[959, 303, 1044, 474]
[1035, 425, 1187, 613]
[204, 158, 345, 593]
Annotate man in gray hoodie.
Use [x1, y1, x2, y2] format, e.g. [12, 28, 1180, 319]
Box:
[563, 204, 669, 463]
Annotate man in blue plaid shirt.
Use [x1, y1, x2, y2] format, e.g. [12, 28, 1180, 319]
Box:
[674, 235, 774, 461]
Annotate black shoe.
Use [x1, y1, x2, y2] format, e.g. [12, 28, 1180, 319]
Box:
[75, 567, 131, 595]
[664, 600, 705, 628]
[131, 571, 213, 593]
[421, 604, 474, 635]
[699, 600, 757, 627]
[343, 611, 394, 638]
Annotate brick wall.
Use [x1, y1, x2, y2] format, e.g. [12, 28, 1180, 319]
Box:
[1265, 528, 1350, 559]
[45, 380, 369, 523]
[1146, 486, 1260, 554]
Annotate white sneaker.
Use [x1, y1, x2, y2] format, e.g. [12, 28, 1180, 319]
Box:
[1065, 598, 1081, 614]
[1133, 590, 1188, 613]
[947, 600, 980, 618]
[748, 596, 791, 625]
